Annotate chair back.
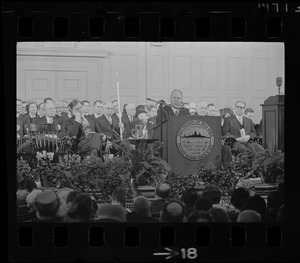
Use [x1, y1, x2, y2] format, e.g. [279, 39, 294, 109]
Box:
[26, 123, 61, 152]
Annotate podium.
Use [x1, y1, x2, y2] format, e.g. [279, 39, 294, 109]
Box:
[154, 116, 222, 174]
[261, 95, 284, 151]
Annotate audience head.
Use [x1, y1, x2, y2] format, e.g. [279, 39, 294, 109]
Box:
[244, 108, 254, 121]
[135, 105, 148, 121]
[81, 100, 90, 115]
[37, 103, 46, 117]
[17, 190, 30, 206]
[65, 193, 94, 222]
[196, 102, 208, 116]
[155, 183, 171, 200]
[188, 210, 214, 222]
[35, 190, 61, 220]
[209, 207, 230, 222]
[147, 105, 157, 118]
[54, 100, 62, 116]
[111, 100, 119, 114]
[241, 195, 268, 221]
[237, 210, 262, 222]
[111, 188, 127, 208]
[103, 102, 114, 117]
[125, 103, 136, 117]
[220, 107, 233, 119]
[160, 200, 185, 223]
[56, 188, 74, 203]
[267, 191, 284, 210]
[231, 188, 250, 211]
[61, 100, 69, 113]
[17, 99, 22, 114]
[170, 89, 183, 108]
[66, 190, 81, 204]
[133, 196, 151, 217]
[96, 204, 126, 222]
[44, 97, 53, 104]
[26, 102, 38, 117]
[234, 100, 246, 117]
[69, 100, 83, 116]
[26, 189, 43, 210]
[44, 102, 56, 118]
[181, 188, 199, 207]
[206, 103, 216, 116]
[21, 101, 27, 115]
[194, 197, 213, 211]
[93, 100, 103, 116]
[202, 184, 222, 205]
[188, 103, 196, 115]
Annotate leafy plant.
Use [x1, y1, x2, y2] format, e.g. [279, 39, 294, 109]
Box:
[164, 171, 204, 200]
[114, 139, 171, 187]
[17, 158, 33, 184]
[251, 143, 284, 184]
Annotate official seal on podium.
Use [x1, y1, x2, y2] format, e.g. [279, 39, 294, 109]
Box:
[176, 120, 214, 161]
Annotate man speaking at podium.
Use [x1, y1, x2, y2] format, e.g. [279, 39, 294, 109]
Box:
[157, 89, 189, 124]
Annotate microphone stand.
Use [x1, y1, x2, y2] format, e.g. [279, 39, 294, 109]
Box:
[146, 97, 167, 158]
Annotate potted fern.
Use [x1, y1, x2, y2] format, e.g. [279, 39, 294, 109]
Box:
[113, 139, 171, 197]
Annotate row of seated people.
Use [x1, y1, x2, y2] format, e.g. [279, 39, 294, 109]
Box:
[17, 93, 264, 159]
[17, 182, 284, 223]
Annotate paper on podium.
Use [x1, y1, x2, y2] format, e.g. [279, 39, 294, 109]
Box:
[240, 128, 245, 137]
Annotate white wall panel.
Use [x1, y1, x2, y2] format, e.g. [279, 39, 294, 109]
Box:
[227, 58, 244, 90]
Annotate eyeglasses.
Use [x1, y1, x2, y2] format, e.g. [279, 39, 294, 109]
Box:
[236, 106, 245, 110]
[104, 108, 114, 110]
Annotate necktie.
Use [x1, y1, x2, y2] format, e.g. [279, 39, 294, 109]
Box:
[175, 109, 179, 116]
[48, 118, 53, 124]
[108, 117, 112, 125]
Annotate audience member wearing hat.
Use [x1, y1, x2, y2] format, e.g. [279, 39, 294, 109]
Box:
[126, 196, 159, 223]
[237, 210, 262, 223]
[64, 193, 94, 222]
[95, 204, 126, 222]
[34, 191, 61, 222]
[160, 200, 185, 223]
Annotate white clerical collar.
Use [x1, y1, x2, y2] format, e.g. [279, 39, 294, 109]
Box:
[46, 116, 54, 123]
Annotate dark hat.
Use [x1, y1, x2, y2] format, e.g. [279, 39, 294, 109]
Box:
[35, 191, 60, 212]
[135, 105, 147, 117]
[96, 204, 126, 222]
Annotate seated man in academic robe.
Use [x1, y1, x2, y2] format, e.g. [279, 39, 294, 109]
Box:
[65, 100, 104, 159]
[96, 102, 124, 155]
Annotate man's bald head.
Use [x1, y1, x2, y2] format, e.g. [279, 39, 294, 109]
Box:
[44, 102, 56, 118]
[125, 103, 136, 117]
[196, 101, 208, 116]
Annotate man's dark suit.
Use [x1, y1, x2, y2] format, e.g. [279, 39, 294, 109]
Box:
[65, 115, 102, 156]
[156, 104, 189, 124]
[222, 115, 258, 153]
[222, 115, 256, 139]
[37, 116, 67, 138]
[97, 114, 120, 140]
[17, 115, 27, 138]
[121, 114, 138, 139]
